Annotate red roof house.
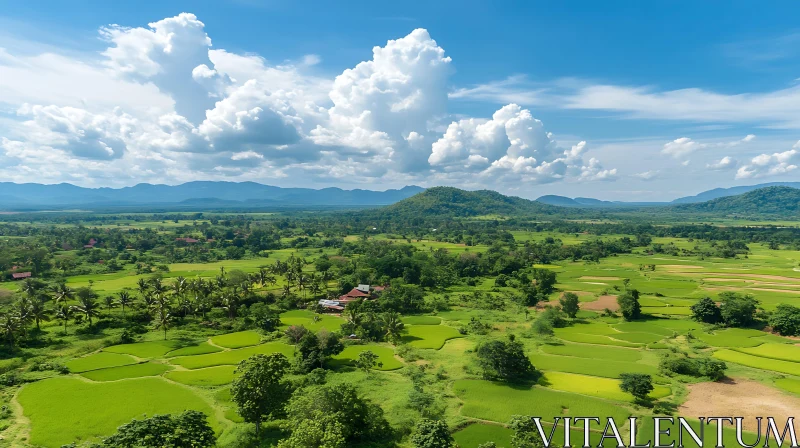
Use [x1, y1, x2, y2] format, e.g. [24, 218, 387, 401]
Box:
[12, 272, 31, 280]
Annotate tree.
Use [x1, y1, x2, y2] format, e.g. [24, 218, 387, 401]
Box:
[230, 353, 292, 438]
[690, 297, 722, 324]
[0, 313, 20, 346]
[117, 290, 135, 317]
[296, 330, 344, 373]
[276, 411, 346, 448]
[617, 289, 641, 321]
[28, 298, 50, 330]
[55, 304, 74, 335]
[619, 373, 654, 402]
[508, 415, 545, 448]
[354, 350, 383, 372]
[74, 287, 100, 327]
[558, 292, 580, 318]
[52, 283, 74, 306]
[531, 268, 557, 295]
[475, 336, 539, 382]
[152, 296, 173, 340]
[104, 295, 118, 311]
[285, 325, 310, 343]
[411, 419, 454, 448]
[719, 292, 758, 327]
[101, 410, 216, 447]
[769, 304, 800, 336]
[381, 311, 404, 344]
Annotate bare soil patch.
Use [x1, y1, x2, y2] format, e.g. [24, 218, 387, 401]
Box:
[750, 287, 800, 295]
[580, 295, 619, 312]
[679, 379, 800, 434]
[579, 276, 621, 281]
[699, 272, 800, 282]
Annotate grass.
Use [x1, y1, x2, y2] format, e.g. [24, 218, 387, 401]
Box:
[401, 316, 442, 325]
[170, 342, 295, 369]
[553, 331, 642, 347]
[775, 377, 800, 395]
[540, 372, 670, 401]
[693, 329, 767, 348]
[65, 352, 138, 373]
[330, 345, 403, 370]
[713, 350, 800, 375]
[735, 343, 800, 363]
[539, 343, 642, 362]
[166, 342, 223, 357]
[401, 324, 463, 349]
[80, 362, 173, 381]
[607, 332, 665, 344]
[453, 423, 513, 448]
[210, 331, 261, 349]
[17, 376, 217, 447]
[531, 353, 658, 379]
[103, 340, 183, 358]
[279, 310, 345, 332]
[164, 365, 237, 386]
[453, 379, 629, 424]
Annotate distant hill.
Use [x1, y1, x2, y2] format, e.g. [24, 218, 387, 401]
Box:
[380, 186, 563, 218]
[671, 182, 800, 204]
[536, 195, 664, 208]
[0, 182, 424, 211]
[671, 186, 800, 217]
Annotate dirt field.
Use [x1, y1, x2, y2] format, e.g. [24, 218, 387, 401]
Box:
[580, 295, 619, 311]
[697, 273, 800, 282]
[679, 379, 800, 434]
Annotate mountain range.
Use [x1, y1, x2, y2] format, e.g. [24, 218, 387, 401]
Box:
[0, 182, 424, 210]
[536, 181, 800, 207]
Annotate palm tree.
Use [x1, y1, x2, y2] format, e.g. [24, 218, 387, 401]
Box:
[104, 296, 117, 312]
[150, 277, 166, 296]
[381, 312, 405, 345]
[136, 278, 150, 298]
[74, 293, 100, 327]
[55, 305, 73, 335]
[151, 296, 173, 340]
[220, 291, 238, 320]
[0, 313, 20, 346]
[14, 297, 33, 337]
[28, 298, 51, 330]
[117, 290, 135, 317]
[52, 283, 74, 306]
[172, 276, 188, 297]
[20, 278, 40, 299]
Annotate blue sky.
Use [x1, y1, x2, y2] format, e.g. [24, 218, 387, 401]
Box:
[1, 1, 799, 200]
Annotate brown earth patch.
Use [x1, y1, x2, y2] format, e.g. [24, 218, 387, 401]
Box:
[679, 379, 800, 434]
[580, 295, 619, 311]
[697, 272, 800, 282]
[579, 276, 621, 281]
[750, 287, 800, 294]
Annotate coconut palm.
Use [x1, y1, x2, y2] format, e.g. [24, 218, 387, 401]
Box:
[220, 291, 238, 320]
[136, 278, 150, 298]
[151, 296, 173, 340]
[55, 305, 73, 335]
[117, 290, 135, 317]
[52, 283, 74, 306]
[74, 292, 100, 327]
[103, 296, 118, 311]
[28, 298, 51, 330]
[381, 312, 405, 345]
[0, 313, 20, 346]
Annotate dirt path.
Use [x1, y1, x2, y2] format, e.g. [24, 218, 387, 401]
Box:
[679, 379, 800, 434]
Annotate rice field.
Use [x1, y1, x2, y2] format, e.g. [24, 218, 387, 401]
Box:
[775, 377, 800, 395]
[331, 345, 403, 370]
[401, 316, 442, 325]
[401, 324, 463, 349]
[80, 362, 172, 381]
[713, 349, 800, 375]
[65, 352, 138, 373]
[164, 365, 238, 386]
[734, 343, 800, 363]
[539, 343, 642, 362]
[530, 353, 659, 378]
[17, 377, 217, 447]
[165, 342, 223, 357]
[104, 340, 184, 358]
[453, 379, 629, 424]
[541, 372, 670, 401]
[210, 330, 261, 349]
[170, 342, 295, 369]
[279, 309, 345, 332]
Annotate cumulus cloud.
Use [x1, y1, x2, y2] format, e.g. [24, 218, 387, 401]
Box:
[633, 170, 659, 180]
[736, 147, 799, 179]
[707, 156, 738, 170]
[429, 104, 616, 184]
[661, 134, 755, 158]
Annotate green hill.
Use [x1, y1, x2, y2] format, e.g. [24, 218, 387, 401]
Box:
[672, 186, 800, 217]
[379, 186, 566, 218]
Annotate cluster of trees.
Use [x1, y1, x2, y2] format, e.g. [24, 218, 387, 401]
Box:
[659, 352, 727, 380]
[690, 293, 759, 327]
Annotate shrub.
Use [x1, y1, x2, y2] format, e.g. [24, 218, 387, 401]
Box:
[619, 373, 653, 402]
[769, 304, 800, 336]
[411, 419, 454, 448]
[475, 336, 539, 382]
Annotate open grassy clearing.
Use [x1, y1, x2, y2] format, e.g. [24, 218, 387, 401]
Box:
[330, 345, 403, 370]
[713, 350, 800, 375]
[170, 342, 295, 369]
[210, 330, 261, 349]
[65, 352, 138, 373]
[165, 365, 238, 386]
[401, 324, 463, 349]
[80, 362, 173, 381]
[540, 371, 670, 401]
[17, 376, 217, 448]
[453, 379, 630, 424]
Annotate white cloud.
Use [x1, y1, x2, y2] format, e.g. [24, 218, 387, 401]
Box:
[707, 156, 738, 170]
[633, 170, 659, 180]
[736, 147, 799, 179]
[661, 134, 756, 158]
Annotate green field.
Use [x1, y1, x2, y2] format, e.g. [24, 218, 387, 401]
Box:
[210, 331, 262, 349]
[166, 342, 223, 357]
[775, 377, 800, 395]
[401, 316, 442, 325]
[531, 353, 658, 378]
[65, 352, 138, 373]
[539, 343, 642, 362]
[453, 379, 629, 424]
[164, 365, 238, 386]
[401, 324, 463, 349]
[17, 377, 217, 447]
[104, 340, 184, 358]
[170, 342, 295, 369]
[541, 372, 670, 401]
[637, 417, 757, 448]
[713, 349, 800, 375]
[734, 343, 800, 363]
[694, 328, 770, 348]
[80, 362, 173, 381]
[279, 310, 345, 332]
[331, 345, 403, 370]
